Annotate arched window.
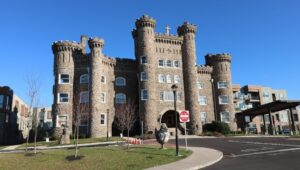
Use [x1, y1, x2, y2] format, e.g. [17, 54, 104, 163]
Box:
[115, 93, 126, 104]
[166, 75, 172, 83]
[115, 77, 126, 86]
[174, 75, 180, 84]
[80, 74, 89, 84]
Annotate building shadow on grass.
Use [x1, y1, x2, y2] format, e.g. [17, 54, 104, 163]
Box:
[65, 155, 85, 161]
[24, 152, 44, 157]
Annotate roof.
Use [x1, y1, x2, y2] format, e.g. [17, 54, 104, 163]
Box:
[236, 100, 300, 116]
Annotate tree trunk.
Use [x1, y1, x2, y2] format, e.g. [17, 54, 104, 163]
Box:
[127, 129, 130, 149]
[34, 113, 38, 154]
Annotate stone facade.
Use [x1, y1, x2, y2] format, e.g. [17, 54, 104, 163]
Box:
[51, 15, 237, 141]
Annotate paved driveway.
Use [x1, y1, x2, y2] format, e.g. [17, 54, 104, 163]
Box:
[173, 137, 300, 170]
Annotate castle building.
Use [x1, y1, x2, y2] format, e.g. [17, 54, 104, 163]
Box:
[51, 15, 236, 142]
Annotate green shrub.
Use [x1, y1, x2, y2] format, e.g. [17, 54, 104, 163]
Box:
[203, 121, 230, 135]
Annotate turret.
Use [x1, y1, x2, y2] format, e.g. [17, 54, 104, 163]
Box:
[205, 53, 236, 131]
[52, 41, 81, 144]
[88, 37, 105, 138]
[177, 22, 202, 135]
[132, 15, 157, 134]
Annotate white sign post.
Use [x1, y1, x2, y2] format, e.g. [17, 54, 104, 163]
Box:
[180, 110, 190, 151]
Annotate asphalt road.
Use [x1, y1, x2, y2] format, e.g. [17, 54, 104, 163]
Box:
[174, 137, 300, 170]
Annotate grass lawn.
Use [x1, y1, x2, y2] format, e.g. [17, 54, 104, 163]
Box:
[0, 145, 191, 170]
[18, 137, 124, 148]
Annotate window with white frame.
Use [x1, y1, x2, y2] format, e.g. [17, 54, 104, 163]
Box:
[101, 76, 106, 84]
[164, 91, 174, 101]
[174, 60, 180, 68]
[198, 96, 207, 105]
[174, 75, 180, 84]
[197, 80, 204, 89]
[115, 93, 126, 104]
[80, 74, 89, 84]
[140, 72, 148, 81]
[220, 111, 230, 123]
[158, 60, 164, 67]
[58, 115, 68, 127]
[141, 56, 147, 64]
[58, 93, 69, 103]
[200, 112, 207, 124]
[159, 92, 164, 101]
[100, 93, 106, 103]
[158, 74, 165, 83]
[263, 92, 270, 99]
[166, 75, 172, 83]
[115, 77, 126, 86]
[59, 74, 69, 84]
[100, 113, 106, 125]
[80, 91, 89, 103]
[141, 89, 148, 100]
[166, 60, 172, 67]
[219, 95, 229, 104]
[218, 81, 227, 89]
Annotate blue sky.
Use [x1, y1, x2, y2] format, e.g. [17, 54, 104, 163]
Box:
[0, 0, 299, 106]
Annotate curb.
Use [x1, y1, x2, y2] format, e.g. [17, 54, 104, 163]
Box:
[193, 150, 223, 170]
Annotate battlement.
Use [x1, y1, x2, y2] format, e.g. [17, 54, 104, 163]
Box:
[155, 33, 183, 45]
[197, 65, 213, 74]
[88, 37, 104, 48]
[101, 55, 136, 67]
[205, 53, 232, 65]
[52, 40, 82, 53]
[177, 22, 197, 36]
[135, 14, 156, 28]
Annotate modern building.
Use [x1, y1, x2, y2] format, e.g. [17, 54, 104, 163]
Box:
[51, 15, 236, 143]
[233, 84, 299, 134]
[0, 86, 31, 145]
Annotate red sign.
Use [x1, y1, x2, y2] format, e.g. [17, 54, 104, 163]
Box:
[180, 111, 190, 123]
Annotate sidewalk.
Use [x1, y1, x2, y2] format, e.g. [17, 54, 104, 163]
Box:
[145, 147, 223, 170]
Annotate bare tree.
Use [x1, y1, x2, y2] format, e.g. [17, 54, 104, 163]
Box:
[114, 98, 137, 149]
[25, 76, 40, 154]
[73, 87, 90, 158]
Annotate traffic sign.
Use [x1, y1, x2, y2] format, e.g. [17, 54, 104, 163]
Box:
[180, 110, 190, 123]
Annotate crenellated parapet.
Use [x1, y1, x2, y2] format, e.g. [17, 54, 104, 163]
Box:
[155, 33, 183, 45]
[177, 22, 197, 36]
[135, 15, 156, 28]
[205, 53, 232, 65]
[52, 41, 82, 53]
[88, 37, 104, 49]
[197, 65, 213, 74]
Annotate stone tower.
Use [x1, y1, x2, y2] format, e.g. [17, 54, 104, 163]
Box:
[88, 37, 105, 138]
[178, 22, 202, 134]
[132, 15, 157, 133]
[205, 54, 236, 130]
[52, 41, 81, 144]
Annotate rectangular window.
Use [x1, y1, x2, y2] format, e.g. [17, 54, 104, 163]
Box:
[166, 60, 172, 67]
[174, 75, 180, 84]
[100, 93, 106, 103]
[219, 95, 229, 104]
[217, 81, 227, 89]
[198, 96, 207, 105]
[59, 74, 69, 84]
[158, 60, 164, 67]
[197, 80, 204, 89]
[58, 115, 68, 127]
[220, 111, 230, 123]
[141, 89, 148, 100]
[58, 93, 69, 103]
[101, 76, 106, 84]
[200, 112, 207, 124]
[0, 95, 3, 109]
[141, 56, 147, 64]
[174, 61, 180, 68]
[100, 113, 106, 125]
[80, 91, 89, 103]
[166, 75, 172, 83]
[158, 74, 165, 83]
[164, 91, 174, 101]
[294, 114, 299, 122]
[141, 72, 148, 81]
[159, 92, 164, 101]
[263, 92, 270, 99]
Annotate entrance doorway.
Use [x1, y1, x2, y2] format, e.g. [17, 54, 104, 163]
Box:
[161, 110, 179, 128]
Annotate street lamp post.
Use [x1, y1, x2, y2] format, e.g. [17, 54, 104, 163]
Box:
[211, 79, 217, 121]
[171, 84, 179, 156]
[107, 109, 109, 141]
